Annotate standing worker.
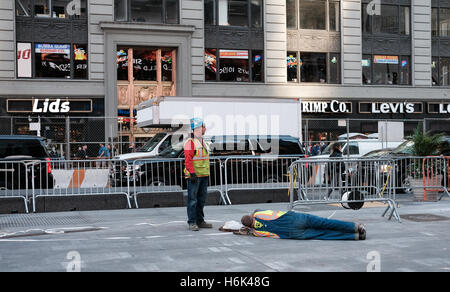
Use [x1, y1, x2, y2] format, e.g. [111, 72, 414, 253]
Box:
[184, 118, 213, 231]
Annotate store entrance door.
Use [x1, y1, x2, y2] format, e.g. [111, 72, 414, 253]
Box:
[116, 47, 177, 152]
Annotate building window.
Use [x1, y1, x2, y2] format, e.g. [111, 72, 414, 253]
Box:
[35, 43, 71, 78]
[74, 44, 88, 79]
[287, 52, 340, 83]
[433, 57, 450, 86]
[287, 0, 339, 31]
[219, 49, 249, 81]
[363, 55, 410, 85]
[16, 0, 32, 16]
[205, 48, 263, 82]
[287, 52, 298, 82]
[204, 0, 263, 28]
[251, 50, 263, 82]
[205, 48, 217, 81]
[17, 42, 88, 79]
[16, 0, 87, 18]
[114, 0, 179, 24]
[300, 0, 326, 30]
[433, 8, 450, 37]
[329, 53, 341, 84]
[132, 48, 157, 81]
[286, 0, 297, 29]
[328, 1, 340, 32]
[441, 58, 450, 86]
[301, 52, 327, 82]
[362, 4, 410, 35]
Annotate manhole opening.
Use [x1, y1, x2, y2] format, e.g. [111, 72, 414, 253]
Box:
[400, 213, 450, 222]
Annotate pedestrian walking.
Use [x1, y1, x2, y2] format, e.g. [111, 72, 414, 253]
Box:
[239, 210, 366, 240]
[184, 118, 213, 231]
[326, 143, 344, 199]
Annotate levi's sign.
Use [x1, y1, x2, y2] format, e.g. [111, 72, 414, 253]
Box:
[301, 100, 352, 114]
[359, 102, 423, 114]
[6, 99, 93, 113]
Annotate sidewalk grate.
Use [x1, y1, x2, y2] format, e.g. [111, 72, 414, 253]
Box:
[0, 214, 92, 229]
[400, 213, 450, 222]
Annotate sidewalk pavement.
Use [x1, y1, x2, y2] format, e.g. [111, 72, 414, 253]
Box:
[1, 199, 450, 272]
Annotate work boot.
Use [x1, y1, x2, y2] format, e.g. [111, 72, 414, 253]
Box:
[357, 224, 366, 240]
[189, 223, 199, 231]
[197, 221, 213, 228]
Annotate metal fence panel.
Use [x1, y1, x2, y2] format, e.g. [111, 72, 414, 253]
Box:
[288, 158, 401, 222]
[0, 161, 31, 213]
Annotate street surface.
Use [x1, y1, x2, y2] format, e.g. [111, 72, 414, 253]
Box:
[1, 198, 450, 272]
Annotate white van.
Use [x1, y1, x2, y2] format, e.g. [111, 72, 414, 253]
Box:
[113, 131, 188, 161]
[315, 139, 404, 159]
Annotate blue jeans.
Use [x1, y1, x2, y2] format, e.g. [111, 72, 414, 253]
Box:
[187, 177, 209, 224]
[289, 213, 357, 240]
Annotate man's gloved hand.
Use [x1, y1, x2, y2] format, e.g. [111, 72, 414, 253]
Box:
[190, 173, 197, 184]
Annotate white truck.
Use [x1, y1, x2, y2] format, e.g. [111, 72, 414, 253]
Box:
[114, 96, 303, 160]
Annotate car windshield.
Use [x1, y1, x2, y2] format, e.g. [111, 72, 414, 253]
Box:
[321, 142, 344, 155]
[137, 133, 167, 152]
[392, 140, 414, 155]
[0, 139, 49, 158]
[364, 149, 392, 157]
[159, 141, 185, 158]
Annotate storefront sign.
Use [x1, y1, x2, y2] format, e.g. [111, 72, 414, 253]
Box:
[35, 44, 71, 54]
[17, 43, 32, 78]
[219, 50, 249, 59]
[428, 102, 450, 114]
[302, 100, 352, 114]
[6, 99, 93, 113]
[373, 55, 399, 64]
[359, 102, 423, 114]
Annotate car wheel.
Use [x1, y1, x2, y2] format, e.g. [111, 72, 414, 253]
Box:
[264, 176, 282, 184]
[401, 177, 412, 194]
[147, 177, 166, 187]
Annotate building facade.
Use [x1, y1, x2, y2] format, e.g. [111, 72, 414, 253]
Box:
[1, 0, 449, 154]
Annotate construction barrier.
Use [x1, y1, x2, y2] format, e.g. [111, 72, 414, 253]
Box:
[2, 156, 449, 214]
[129, 157, 228, 208]
[288, 158, 402, 222]
[33, 159, 132, 212]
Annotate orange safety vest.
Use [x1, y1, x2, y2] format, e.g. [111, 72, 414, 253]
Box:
[184, 137, 210, 178]
[252, 210, 286, 238]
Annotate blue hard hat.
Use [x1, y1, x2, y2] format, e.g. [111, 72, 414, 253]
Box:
[190, 118, 204, 131]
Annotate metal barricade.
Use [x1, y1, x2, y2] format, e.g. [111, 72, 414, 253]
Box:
[393, 156, 450, 201]
[33, 159, 132, 212]
[288, 158, 401, 222]
[392, 156, 450, 201]
[224, 155, 305, 202]
[131, 157, 229, 208]
[0, 161, 30, 213]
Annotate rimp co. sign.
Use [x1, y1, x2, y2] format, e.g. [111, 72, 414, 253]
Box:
[301, 100, 352, 114]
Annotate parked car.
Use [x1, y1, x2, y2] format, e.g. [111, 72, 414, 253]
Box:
[111, 135, 306, 188]
[318, 139, 404, 159]
[0, 135, 55, 189]
[379, 136, 450, 193]
[358, 137, 450, 193]
[362, 148, 395, 158]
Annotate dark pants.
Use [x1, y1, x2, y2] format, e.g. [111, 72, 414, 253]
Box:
[289, 213, 357, 240]
[187, 177, 209, 224]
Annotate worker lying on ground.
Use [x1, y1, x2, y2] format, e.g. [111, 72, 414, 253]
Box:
[237, 210, 366, 240]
